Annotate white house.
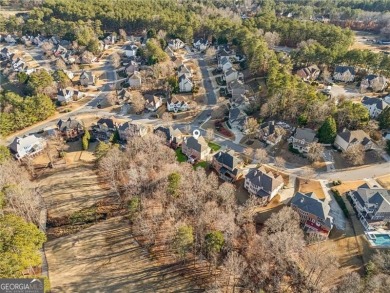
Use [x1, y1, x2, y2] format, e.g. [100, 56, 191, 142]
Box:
[334, 130, 373, 152]
[144, 94, 163, 111]
[9, 135, 46, 160]
[124, 44, 138, 57]
[219, 56, 233, 72]
[5, 35, 16, 43]
[178, 74, 193, 92]
[128, 71, 142, 88]
[168, 39, 185, 51]
[12, 58, 25, 72]
[57, 88, 81, 103]
[333, 65, 356, 82]
[178, 64, 192, 78]
[244, 167, 284, 203]
[361, 96, 389, 118]
[224, 68, 239, 84]
[290, 128, 317, 153]
[63, 70, 74, 80]
[193, 38, 209, 51]
[167, 95, 189, 112]
[125, 61, 139, 76]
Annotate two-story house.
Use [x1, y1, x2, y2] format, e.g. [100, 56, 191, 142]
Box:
[212, 150, 243, 182]
[168, 39, 185, 51]
[244, 167, 284, 204]
[349, 183, 390, 226]
[290, 191, 334, 237]
[167, 95, 189, 112]
[154, 126, 184, 148]
[124, 44, 138, 57]
[296, 65, 320, 81]
[182, 135, 211, 162]
[9, 135, 47, 160]
[178, 74, 193, 92]
[258, 121, 284, 146]
[228, 108, 247, 131]
[290, 128, 317, 153]
[92, 118, 117, 141]
[57, 117, 84, 141]
[128, 71, 142, 88]
[118, 122, 148, 141]
[219, 56, 233, 72]
[333, 65, 356, 82]
[79, 71, 96, 86]
[193, 38, 209, 51]
[360, 75, 388, 93]
[361, 96, 389, 118]
[334, 130, 372, 152]
[144, 94, 163, 112]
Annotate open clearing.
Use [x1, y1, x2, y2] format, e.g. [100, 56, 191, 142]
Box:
[298, 179, 325, 200]
[331, 180, 366, 195]
[376, 174, 390, 189]
[39, 164, 111, 219]
[45, 217, 201, 293]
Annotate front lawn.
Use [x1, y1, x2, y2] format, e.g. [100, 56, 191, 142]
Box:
[175, 148, 187, 162]
[208, 142, 221, 152]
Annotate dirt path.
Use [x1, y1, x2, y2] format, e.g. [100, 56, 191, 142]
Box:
[45, 217, 201, 293]
[39, 164, 111, 218]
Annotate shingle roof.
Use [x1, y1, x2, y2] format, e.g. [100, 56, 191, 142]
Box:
[335, 65, 355, 75]
[362, 96, 389, 111]
[184, 136, 208, 153]
[291, 192, 332, 220]
[80, 71, 94, 83]
[213, 150, 240, 169]
[245, 167, 284, 197]
[352, 184, 390, 215]
[338, 130, 371, 145]
[294, 128, 316, 143]
[57, 117, 82, 131]
[97, 118, 115, 129]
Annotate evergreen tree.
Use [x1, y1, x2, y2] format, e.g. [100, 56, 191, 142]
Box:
[318, 116, 337, 144]
[378, 107, 390, 130]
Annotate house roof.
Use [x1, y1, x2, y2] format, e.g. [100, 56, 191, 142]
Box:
[57, 88, 73, 97]
[97, 118, 115, 129]
[117, 88, 132, 100]
[168, 95, 187, 105]
[129, 71, 141, 80]
[125, 44, 138, 50]
[291, 191, 333, 226]
[260, 121, 276, 135]
[228, 79, 245, 91]
[178, 73, 193, 85]
[245, 167, 284, 197]
[352, 184, 390, 215]
[337, 130, 371, 146]
[296, 65, 320, 79]
[334, 65, 355, 75]
[294, 128, 316, 143]
[9, 135, 44, 157]
[154, 126, 183, 142]
[178, 64, 191, 75]
[118, 121, 146, 133]
[184, 135, 208, 153]
[213, 150, 241, 170]
[80, 71, 94, 83]
[57, 117, 82, 131]
[144, 94, 161, 107]
[225, 67, 236, 77]
[220, 56, 230, 66]
[362, 96, 389, 111]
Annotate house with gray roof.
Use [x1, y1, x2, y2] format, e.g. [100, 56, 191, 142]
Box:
[182, 135, 210, 162]
[258, 121, 284, 146]
[57, 117, 83, 140]
[361, 96, 389, 118]
[79, 71, 96, 86]
[9, 135, 46, 160]
[224, 67, 239, 84]
[219, 56, 233, 72]
[349, 184, 390, 227]
[178, 73, 193, 92]
[334, 130, 372, 152]
[290, 128, 317, 153]
[360, 75, 388, 93]
[333, 65, 356, 82]
[154, 126, 183, 148]
[244, 167, 284, 203]
[118, 122, 148, 141]
[291, 191, 334, 237]
[144, 94, 163, 111]
[228, 108, 247, 131]
[212, 150, 243, 182]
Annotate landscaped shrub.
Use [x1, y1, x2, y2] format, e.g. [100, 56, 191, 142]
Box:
[331, 189, 349, 218]
[332, 180, 342, 186]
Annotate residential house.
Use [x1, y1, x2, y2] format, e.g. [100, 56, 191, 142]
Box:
[117, 88, 132, 102]
[349, 184, 390, 226]
[57, 88, 73, 103]
[59, 39, 72, 49]
[4, 35, 16, 43]
[104, 35, 117, 45]
[224, 68, 240, 84]
[361, 96, 389, 118]
[178, 64, 192, 78]
[290, 128, 317, 153]
[0, 47, 11, 60]
[296, 65, 320, 81]
[228, 108, 247, 131]
[144, 94, 163, 111]
[193, 38, 209, 51]
[125, 61, 139, 76]
[63, 70, 74, 80]
[360, 75, 388, 93]
[53, 44, 67, 57]
[333, 65, 356, 82]
[290, 192, 334, 237]
[168, 39, 185, 51]
[118, 122, 148, 141]
[334, 130, 372, 152]
[219, 56, 233, 72]
[23, 66, 36, 75]
[178, 74, 193, 92]
[217, 48, 236, 60]
[182, 135, 211, 162]
[212, 150, 243, 182]
[79, 71, 96, 86]
[56, 117, 84, 140]
[127, 71, 142, 88]
[258, 121, 284, 146]
[12, 58, 25, 72]
[9, 135, 46, 160]
[80, 51, 97, 64]
[92, 118, 117, 141]
[154, 126, 184, 148]
[167, 95, 189, 112]
[244, 167, 284, 203]
[227, 80, 246, 98]
[124, 44, 138, 57]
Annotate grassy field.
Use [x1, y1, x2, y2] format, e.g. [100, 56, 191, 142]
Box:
[175, 148, 187, 162]
[208, 141, 221, 152]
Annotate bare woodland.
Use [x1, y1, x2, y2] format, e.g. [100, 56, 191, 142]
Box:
[97, 133, 345, 292]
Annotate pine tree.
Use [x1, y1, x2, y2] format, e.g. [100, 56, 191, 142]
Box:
[318, 116, 337, 144]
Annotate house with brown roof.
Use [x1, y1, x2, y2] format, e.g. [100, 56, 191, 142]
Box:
[244, 167, 284, 204]
[212, 150, 243, 182]
[182, 135, 211, 162]
[57, 117, 84, 141]
[334, 130, 372, 152]
[360, 75, 388, 93]
[296, 65, 320, 81]
[144, 94, 163, 111]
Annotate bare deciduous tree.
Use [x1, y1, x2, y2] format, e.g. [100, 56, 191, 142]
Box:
[111, 52, 121, 68]
[205, 47, 216, 58]
[274, 156, 285, 168]
[106, 92, 118, 106]
[301, 167, 315, 183]
[131, 91, 146, 114]
[119, 29, 127, 41]
[244, 117, 259, 138]
[307, 142, 324, 162]
[223, 251, 247, 291]
[55, 58, 67, 70]
[343, 144, 365, 165]
[264, 31, 280, 48]
[254, 148, 268, 164]
[70, 63, 79, 71]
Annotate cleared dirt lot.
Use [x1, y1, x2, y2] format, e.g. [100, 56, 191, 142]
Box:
[298, 179, 326, 200]
[376, 174, 390, 189]
[45, 217, 201, 293]
[39, 164, 111, 219]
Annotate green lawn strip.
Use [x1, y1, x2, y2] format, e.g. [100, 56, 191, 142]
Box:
[208, 142, 221, 152]
[194, 161, 208, 169]
[175, 148, 187, 162]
